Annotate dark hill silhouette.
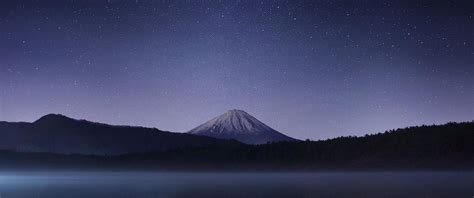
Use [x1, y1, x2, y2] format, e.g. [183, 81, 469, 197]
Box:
[118, 121, 474, 170]
[0, 114, 240, 155]
[0, 121, 473, 170]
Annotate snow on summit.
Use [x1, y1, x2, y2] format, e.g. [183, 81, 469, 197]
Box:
[188, 109, 296, 144]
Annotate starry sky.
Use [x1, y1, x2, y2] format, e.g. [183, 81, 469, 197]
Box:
[0, 0, 473, 140]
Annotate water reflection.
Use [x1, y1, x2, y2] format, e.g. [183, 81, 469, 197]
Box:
[0, 172, 472, 198]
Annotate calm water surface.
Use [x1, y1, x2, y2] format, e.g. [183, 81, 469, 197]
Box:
[0, 172, 472, 198]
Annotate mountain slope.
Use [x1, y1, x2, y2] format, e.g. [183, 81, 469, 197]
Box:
[188, 109, 296, 144]
[0, 114, 239, 155]
[1, 122, 473, 170]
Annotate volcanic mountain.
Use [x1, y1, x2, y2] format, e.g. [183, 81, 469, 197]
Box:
[188, 109, 297, 144]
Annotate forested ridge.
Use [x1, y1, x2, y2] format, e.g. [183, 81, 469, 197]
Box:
[1, 121, 473, 170]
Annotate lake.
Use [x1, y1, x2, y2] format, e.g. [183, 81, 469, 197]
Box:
[0, 172, 472, 198]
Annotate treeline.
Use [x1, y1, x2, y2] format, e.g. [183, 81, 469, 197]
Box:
[1, 121, 473, 171]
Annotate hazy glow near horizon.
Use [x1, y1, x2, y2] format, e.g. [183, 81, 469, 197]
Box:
[0, 1, 472, 140]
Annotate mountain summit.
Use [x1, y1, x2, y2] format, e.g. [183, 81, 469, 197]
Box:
[188, 109, 296, 144]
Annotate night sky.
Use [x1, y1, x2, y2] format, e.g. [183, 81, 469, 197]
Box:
[0, 0, 472, 140]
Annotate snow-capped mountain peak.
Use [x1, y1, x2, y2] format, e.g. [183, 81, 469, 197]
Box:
[188, 109, 296, 144]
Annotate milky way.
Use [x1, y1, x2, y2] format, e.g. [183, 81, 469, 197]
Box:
[0, 0, 472, 140]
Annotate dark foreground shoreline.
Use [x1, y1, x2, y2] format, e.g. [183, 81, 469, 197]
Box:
[1, 149, 473, 172]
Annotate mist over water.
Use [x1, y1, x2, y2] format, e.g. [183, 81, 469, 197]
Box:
[0, 172, 473, 198]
